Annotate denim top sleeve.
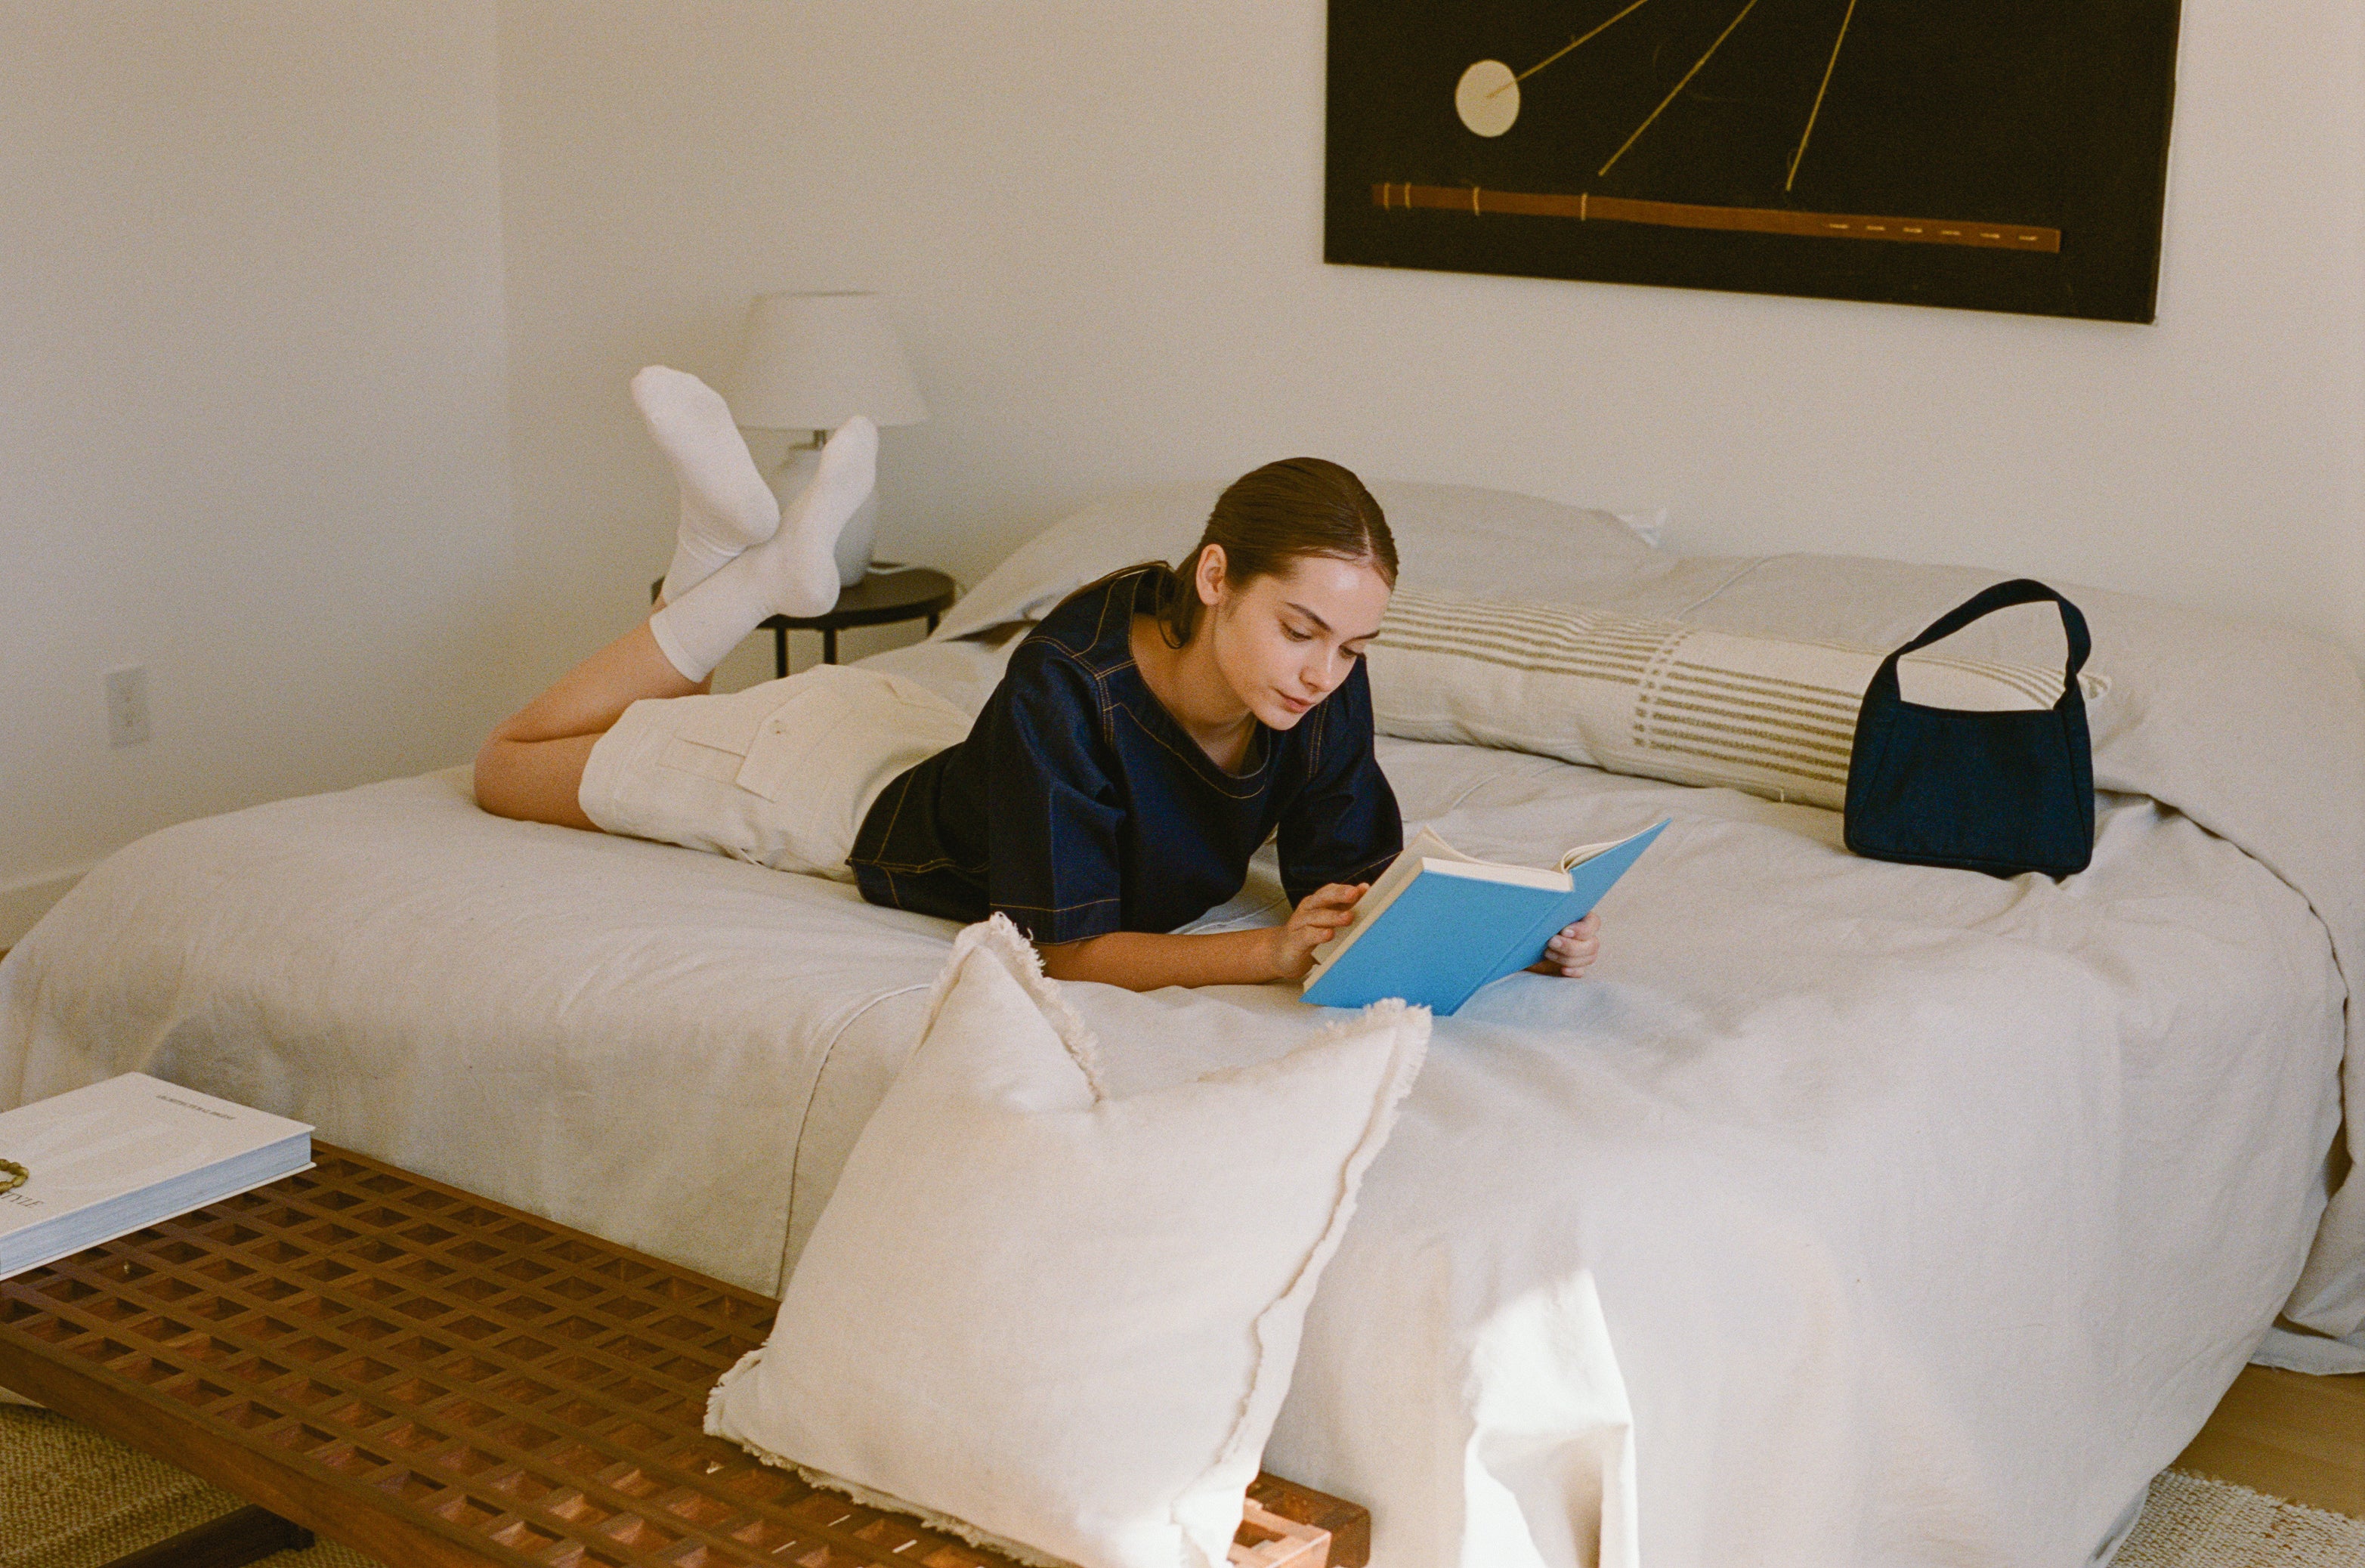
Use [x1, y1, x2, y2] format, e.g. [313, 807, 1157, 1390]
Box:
[1275, 658, 1404, 905]
[983, 640, 1127, 944]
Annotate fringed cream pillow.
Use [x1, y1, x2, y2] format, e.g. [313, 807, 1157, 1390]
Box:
[1368, 589, 2106, 810]
[706, 914, 1430, 1568]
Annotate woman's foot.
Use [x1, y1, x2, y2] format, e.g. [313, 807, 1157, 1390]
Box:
[635, 366, 781, 603]
[771, 416, 879, 615]
[648, 417, 879, 681]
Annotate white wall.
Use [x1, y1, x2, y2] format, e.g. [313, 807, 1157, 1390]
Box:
[494, 0, 2365, 687]
[0, 2, 516, 941]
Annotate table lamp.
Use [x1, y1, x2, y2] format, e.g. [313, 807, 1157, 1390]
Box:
[726, 290, 929, 586]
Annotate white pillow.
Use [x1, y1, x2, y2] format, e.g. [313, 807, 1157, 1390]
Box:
[1368, 589, 2107, 811]
[934, 478, 1672, 641]
[705, 915, 1430, 1568]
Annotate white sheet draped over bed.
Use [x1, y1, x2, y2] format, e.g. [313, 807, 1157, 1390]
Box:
[935, 491, 2365, 1367]
[6, 485, 2362, 1566]
[1587, 552, 2365, 1376]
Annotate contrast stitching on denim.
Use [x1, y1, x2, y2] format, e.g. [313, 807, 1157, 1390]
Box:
[861, 770, 917, 858]
[993, 895, 1123, 914]
[861, 854, 969, 875]
[1031, 568, 1158, 676]
[1115, 701, 1271, 798]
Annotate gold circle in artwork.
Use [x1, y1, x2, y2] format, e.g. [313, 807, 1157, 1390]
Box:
[0, 1159, 25, 1196]
[1455, 60, 1519, 138]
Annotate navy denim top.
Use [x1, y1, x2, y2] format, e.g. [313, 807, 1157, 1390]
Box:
[849, 568, 1403, 943]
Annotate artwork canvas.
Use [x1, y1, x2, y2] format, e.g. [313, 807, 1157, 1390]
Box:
[1325, 0, 2183, 322]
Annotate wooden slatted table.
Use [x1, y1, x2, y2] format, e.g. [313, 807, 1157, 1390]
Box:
[0, 1144, 1369, 1568]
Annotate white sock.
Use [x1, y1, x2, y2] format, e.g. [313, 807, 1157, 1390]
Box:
[648, 416, 879, 680]
[635, 365, 781, 603]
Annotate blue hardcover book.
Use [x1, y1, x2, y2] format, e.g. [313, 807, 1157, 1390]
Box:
[1300, 819, 1669, 1014]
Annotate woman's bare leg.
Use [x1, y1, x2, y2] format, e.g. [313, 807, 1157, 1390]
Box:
[474, 623, 697, 829]
[474, 402, 876, 833]
[475, 366, 769, 829]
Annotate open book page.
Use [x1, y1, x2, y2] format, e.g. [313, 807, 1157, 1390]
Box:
[1399, 824, 1482, 868]
[1306, 827, 1580, 982]
[1558, 837, 1626, 872]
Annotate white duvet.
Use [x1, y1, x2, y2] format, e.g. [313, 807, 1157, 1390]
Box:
[5, 484, 2363, 1567]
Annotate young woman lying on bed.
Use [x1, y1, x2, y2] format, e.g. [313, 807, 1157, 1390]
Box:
[474, 368, 1603, 991]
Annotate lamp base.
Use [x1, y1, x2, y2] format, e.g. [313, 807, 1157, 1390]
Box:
[765, 442, 877, 588]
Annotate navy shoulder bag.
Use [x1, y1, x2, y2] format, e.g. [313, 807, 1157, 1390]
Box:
[1843, 580, 2095, 880]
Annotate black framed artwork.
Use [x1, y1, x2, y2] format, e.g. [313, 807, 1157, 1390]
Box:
[1325, 0, 2182, 322]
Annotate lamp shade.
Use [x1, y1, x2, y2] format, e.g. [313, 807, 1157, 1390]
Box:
[726, 291, 928, 431]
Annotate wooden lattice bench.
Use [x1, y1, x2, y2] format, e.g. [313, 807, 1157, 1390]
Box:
[0, 1143, 1371, 1568]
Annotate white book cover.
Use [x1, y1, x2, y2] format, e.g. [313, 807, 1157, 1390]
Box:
[0, 1073, 314, 1276]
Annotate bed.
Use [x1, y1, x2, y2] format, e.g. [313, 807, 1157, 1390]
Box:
[7, 481, 2363, 1568]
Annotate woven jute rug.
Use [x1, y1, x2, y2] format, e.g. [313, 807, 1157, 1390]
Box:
[0, 1406, 382, 1568]
[4, 1404, 2362, 1567]
[2117, 1470, 2365, 1567]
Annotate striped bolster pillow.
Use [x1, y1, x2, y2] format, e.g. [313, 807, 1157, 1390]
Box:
[1365, 589, 2106, 811]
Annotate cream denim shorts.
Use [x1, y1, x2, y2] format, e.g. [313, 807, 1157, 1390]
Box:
[579, 665, 972, 878]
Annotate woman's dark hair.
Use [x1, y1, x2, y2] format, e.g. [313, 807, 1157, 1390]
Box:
[1139, 458, 1396, 648]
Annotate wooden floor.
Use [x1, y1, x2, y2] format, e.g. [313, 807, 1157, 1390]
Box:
[2176, 1364, 2365, 1517]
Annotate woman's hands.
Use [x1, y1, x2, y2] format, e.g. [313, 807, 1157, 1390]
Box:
[1527, 911, 1602, 978]
[1037, 883, 1371, 991]
[1267, 882, 1370, 982]
[1038, 889, 1601, 992]
[1269, 887, 1601, 985]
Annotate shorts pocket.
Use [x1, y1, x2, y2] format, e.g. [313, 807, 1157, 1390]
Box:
[735, 686, 863, 803]
[651, 679, 797, 783]
[657, 737, 744, 783]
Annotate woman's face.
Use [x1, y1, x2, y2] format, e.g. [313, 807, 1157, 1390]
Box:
[1200, 549, 1393, 731]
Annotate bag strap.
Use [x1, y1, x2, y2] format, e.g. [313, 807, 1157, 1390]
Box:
[1866, 579, 2091, 712]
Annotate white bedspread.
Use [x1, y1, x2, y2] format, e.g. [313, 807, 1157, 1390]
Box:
[0, 614, 2348, 1566]
[12, 459, 2361, 1566]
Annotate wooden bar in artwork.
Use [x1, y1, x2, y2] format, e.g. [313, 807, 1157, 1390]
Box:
[1371, 181, 2060, 252]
